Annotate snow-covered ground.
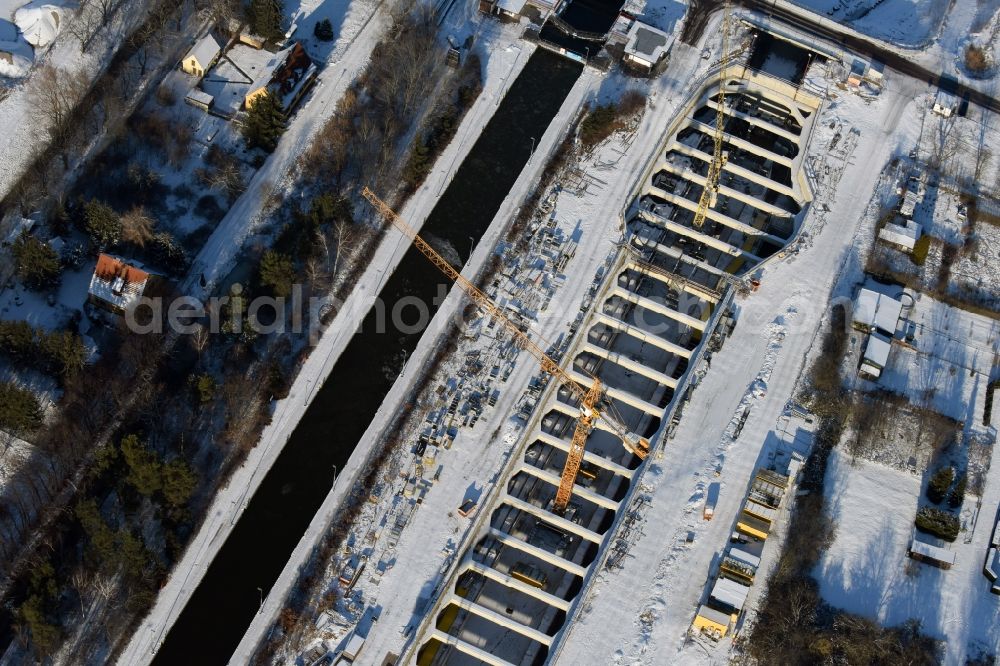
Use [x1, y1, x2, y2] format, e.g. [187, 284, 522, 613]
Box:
[550, 33, 931, 665]
[816, 447, 1000, 664]
[0, 0, 158, 201]
[787, 0, 951, 47]
[862, 290, 999, 428]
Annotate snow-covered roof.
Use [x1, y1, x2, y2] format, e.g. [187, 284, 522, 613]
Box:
[908, 538, 955, 565]
[743, 499, 777, 522]
[695, 604, 731, 628]
[728, 547, 761, 568]
[88, 254, 149, 312]
[185, 88, 214, 107]
[853, 288, 902, 335]
[878, 219, 922, 250]
[624, 21, 671, 65]
[14, 0, 63, 48]
[709, 577, 749, 611]
[341, 633, 365, 659]
[185, 33, 221, 69]
[496, 0, 527, 14]
[246, 42, 315, 111]
[863, 332, 892, 368]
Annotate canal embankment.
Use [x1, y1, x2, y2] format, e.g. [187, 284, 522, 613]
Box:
[129, 45, 584, 666]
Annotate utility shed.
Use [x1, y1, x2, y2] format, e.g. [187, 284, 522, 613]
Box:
[623, 21, 672, 70]
[728, 547, 761, 569]
[710, 576, 749, 612]
[853, 288, 902, 336]
[860, 332, 892, 379]
[879, 219, 922, 252]
[933, 90, 958, 118]
[185, 88, 214, 111]
[908, 538, 956, 569]
[342, 632, 366, 660]
[900, 176, 923, 216]
[736, 513, 771, 540]
[692, 605, 732, 637]
[720, 553, 757, 584]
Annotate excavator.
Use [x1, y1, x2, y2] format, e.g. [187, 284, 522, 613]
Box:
[361, 187, 648, 514]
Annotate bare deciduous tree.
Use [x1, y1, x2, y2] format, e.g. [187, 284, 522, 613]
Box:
[121, 207, 156, 247]
[30, 66, 91, 168]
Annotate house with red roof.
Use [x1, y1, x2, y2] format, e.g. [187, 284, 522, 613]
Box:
[87, 254, 149, 314]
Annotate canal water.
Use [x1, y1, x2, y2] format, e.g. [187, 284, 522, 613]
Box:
[538, 0, 625, 56]
[151, 49, 582, 664]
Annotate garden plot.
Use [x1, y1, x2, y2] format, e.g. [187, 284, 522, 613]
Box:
[837, 390, 960, 473]
[867, 174, 1000, 315]
[847, 291, 1000, 429]
[72, 89, 256, 272]
[815, 447, 1000, 664]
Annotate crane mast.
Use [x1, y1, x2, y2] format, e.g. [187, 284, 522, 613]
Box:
[692, 2, 732, 229]
[361, 187, 649, 514]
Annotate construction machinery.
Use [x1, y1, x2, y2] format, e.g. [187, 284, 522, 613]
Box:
[361, 187, 649, 514]
[692, 1, 732, 230]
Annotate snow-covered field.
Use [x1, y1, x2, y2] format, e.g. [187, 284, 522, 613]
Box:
[816, 447, 1000, 664]
[788, 0, 951, 47]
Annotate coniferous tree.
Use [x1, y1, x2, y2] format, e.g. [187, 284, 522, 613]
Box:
[242, 90, 286, 153]
[0, 381, 43, 434]
[314, 18, 334, 41]
[12, 232, 61, 290]
[249, 0, 285, 41]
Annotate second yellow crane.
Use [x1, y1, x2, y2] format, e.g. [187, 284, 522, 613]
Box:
[362, 187, 649, 514]
[693, 1, 732, 230]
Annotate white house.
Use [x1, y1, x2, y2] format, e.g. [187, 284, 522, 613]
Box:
[181, 33, 222, 78]
[878, 218, 922, 252]
[853, 288, 903, 336]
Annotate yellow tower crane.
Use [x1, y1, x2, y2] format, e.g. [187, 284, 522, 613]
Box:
[362, 187, 649, 514]
[692, 1, 732, 229]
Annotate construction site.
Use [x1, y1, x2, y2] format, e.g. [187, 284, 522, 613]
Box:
[409, 34, 824, 666]
[50, 0, 995, 660]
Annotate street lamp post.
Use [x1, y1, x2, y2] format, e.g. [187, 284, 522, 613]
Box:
[257, 586, 263, 613]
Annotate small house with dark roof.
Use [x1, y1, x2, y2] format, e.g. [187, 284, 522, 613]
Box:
[623, 20, 672, 71]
